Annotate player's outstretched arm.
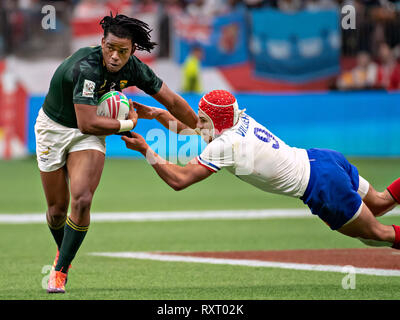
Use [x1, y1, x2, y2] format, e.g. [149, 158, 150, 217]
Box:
[133, 101, 198, 135]
[152, 82, 199, 129]
[122, 132, 212, 190]
[75, 100, 138, 136]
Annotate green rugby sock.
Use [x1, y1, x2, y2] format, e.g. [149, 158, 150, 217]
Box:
[55, 217, 89, 273]
[48, 220, 66, 250]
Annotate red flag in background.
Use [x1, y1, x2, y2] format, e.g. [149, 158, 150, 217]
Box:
[0, 60, 28, 159]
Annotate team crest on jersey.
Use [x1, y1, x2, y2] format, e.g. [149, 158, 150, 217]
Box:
[82, 79, 95, 98]
[120, 80, 128, 89]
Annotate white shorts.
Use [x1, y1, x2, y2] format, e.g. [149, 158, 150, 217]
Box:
[34, 108, 106, 172]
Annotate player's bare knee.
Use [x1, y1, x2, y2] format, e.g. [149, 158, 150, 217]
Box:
[48, 205, 67, 216]
[363, 187, 396, 217]
[373, 191, 396, 216]
[47, 206, 67, 227]
[71, 192, 93, 215]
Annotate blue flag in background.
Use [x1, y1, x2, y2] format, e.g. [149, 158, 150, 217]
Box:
[250, 9, 340, 83]
[174, 10, 249, 67]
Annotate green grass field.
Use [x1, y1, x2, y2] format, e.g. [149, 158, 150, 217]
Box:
[1, 157, 400, 300]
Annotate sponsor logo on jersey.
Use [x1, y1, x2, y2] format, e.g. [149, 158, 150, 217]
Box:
[82, 79, 95, 98]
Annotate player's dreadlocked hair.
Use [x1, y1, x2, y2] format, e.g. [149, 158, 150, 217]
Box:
[100, 13, 157, 52]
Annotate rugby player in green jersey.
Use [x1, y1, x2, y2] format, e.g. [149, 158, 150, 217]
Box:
[34, 13, 198, 293]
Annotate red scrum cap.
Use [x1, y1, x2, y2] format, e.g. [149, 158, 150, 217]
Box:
[198, 90, 240, 137]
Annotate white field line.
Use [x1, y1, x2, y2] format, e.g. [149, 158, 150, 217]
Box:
[90, 251, 400, 277]
[0, 208, 400, 224]
[0, 209, 312, 224]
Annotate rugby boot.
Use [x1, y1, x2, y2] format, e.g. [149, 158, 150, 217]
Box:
[51, 249, 71, 284]
[47, 270, 67, 294]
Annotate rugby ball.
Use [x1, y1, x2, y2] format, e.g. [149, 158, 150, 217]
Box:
[97, 91, 130, 120]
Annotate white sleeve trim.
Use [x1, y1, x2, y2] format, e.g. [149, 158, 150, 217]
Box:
[358, 176, 370, 199]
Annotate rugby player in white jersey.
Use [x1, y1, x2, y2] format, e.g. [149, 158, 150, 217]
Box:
[122, 90, 400, 249]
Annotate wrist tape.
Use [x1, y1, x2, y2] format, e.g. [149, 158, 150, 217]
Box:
[118, 120, 134, 132]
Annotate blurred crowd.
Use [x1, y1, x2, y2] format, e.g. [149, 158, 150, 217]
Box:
[0, 0, 399, 91]
[66, 0, 400, 16]
[70, 0, 400, 17]
[335, 42, 400, 90]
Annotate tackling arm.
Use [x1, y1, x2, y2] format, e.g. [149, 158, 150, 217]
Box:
[152, 82, 199, 129]
[133, 101, 198, 135]
[122, 132, 213, 190]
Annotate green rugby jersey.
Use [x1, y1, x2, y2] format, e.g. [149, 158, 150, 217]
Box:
[43, 45, 163, 128]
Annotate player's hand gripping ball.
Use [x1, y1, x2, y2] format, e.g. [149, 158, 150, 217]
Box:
[97, 91, 130, 120]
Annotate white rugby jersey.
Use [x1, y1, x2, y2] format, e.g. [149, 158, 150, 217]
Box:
[196, 113, 310, 198]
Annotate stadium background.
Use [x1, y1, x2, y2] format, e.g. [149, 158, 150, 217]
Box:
[1, 0, 400, 301]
